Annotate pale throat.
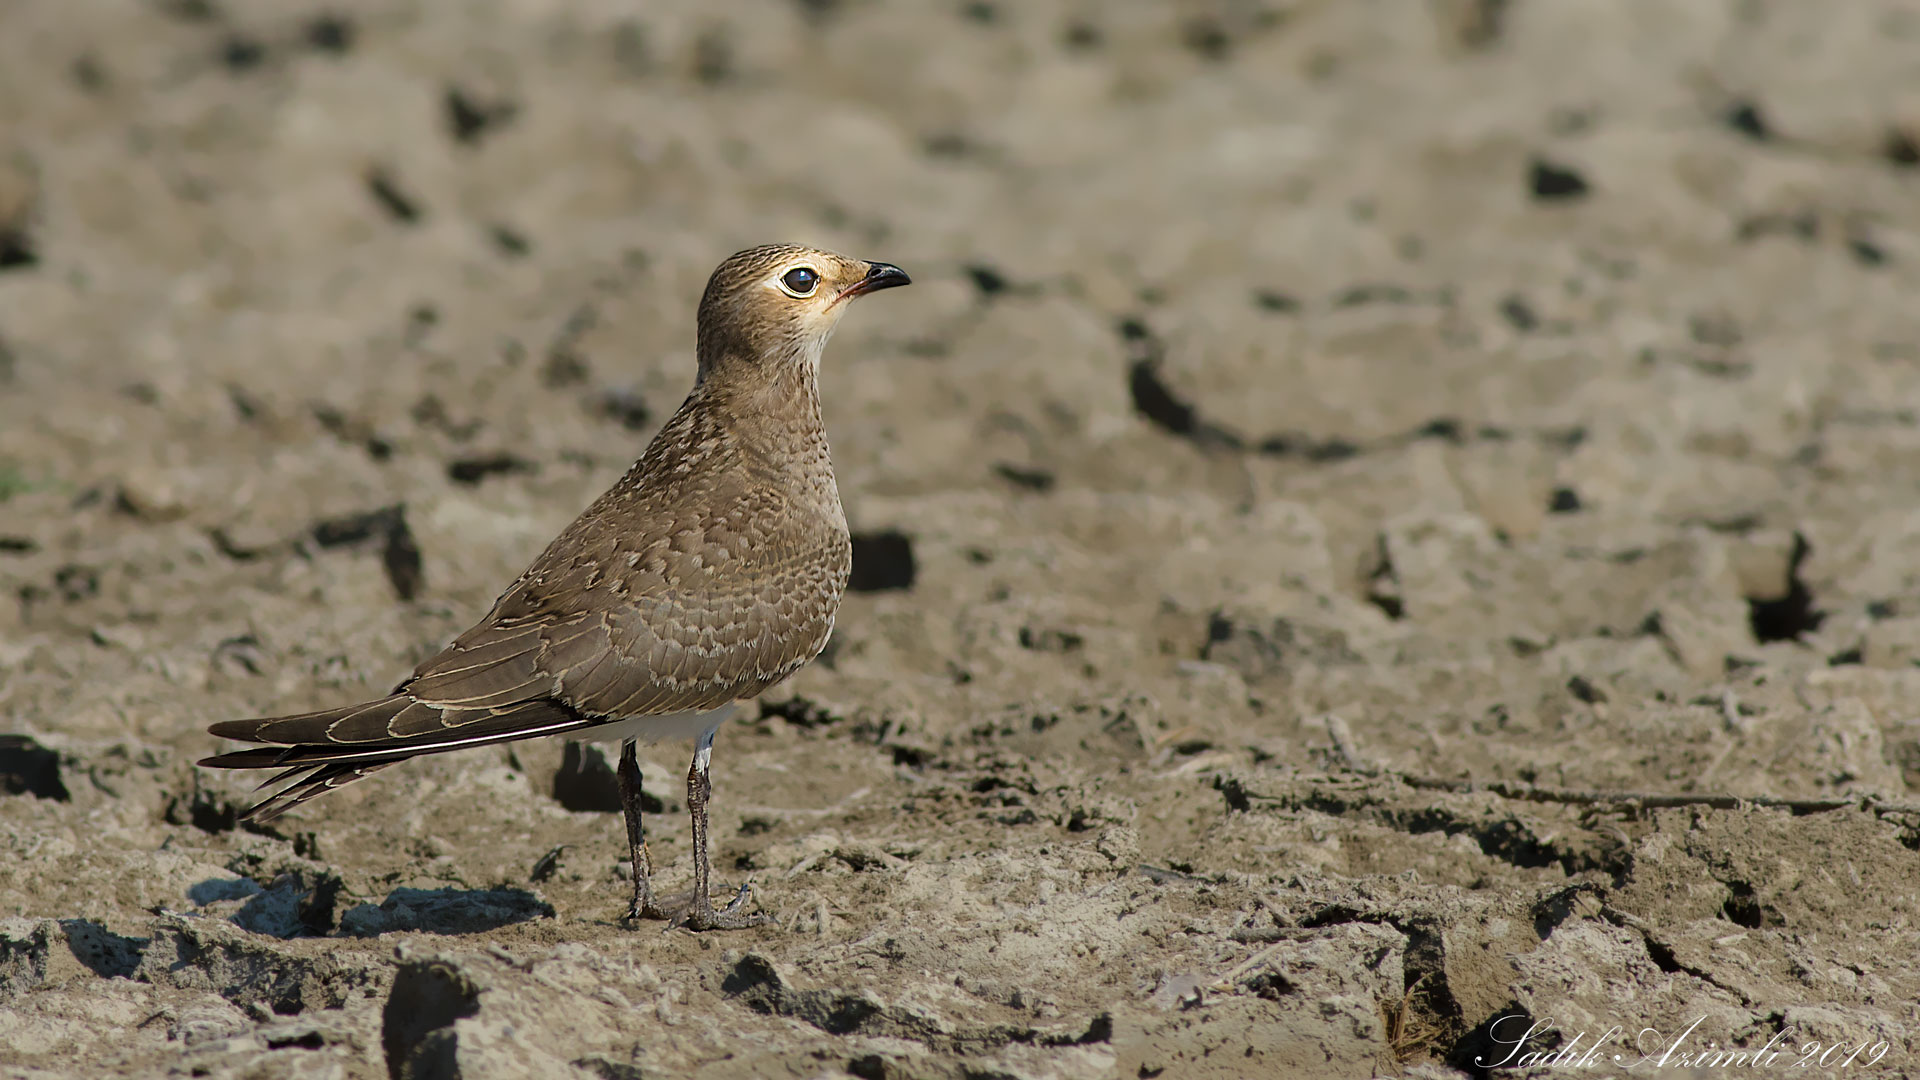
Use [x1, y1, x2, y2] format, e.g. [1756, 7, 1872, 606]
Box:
[791, 323, 834, 373]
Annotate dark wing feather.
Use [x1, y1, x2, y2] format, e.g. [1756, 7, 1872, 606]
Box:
[203, 698, 591, 761]
[200, 698, 595, 820]
[244, 762, 401, 821]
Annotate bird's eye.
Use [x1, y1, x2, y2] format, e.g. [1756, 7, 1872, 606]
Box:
[779, 266, 820, 297]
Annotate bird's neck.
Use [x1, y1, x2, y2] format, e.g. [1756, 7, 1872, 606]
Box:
[658, 359, 834, 501]
[612, 353, 839, 535]
[693, 356, 824, 432]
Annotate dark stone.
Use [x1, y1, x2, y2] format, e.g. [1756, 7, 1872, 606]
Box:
[445, 86, 516, 145]
[489, 225, 530, 258]
[1304, 438, 1360, 463]
[312, 506, 402, 548]
[1849, 237, 1887, 267]
[992, 463, 1054, 492]
[305, 14, 355, 54]
[1566, 675, 1606, 704]
[1723, 100, 1770, 141]
[692, 27, 733, 84]
[1061, 20, 1102, 50]
[310, 505, 423, 601]
[593, 388, 650, 431]
[1332, 283, 1412, 307]
[850, 530, 916, 592]
[221, 36, 266, 72]
[1887, 129, 1920, 168]
[365, 168, 422, 224]
[964, 264, 1008, 296]
[1528, 158, 1590, 201]
[761, 696, 839, 731]
[1017, 626, 1083, 653]
[0, 736, 68, 801]
[1181, 17, 1231, 60]
[1499, 295, 1537, 332]
[0, 222, 38, 271]
[446, 453, 534, 486]
[1252, 290, 1299, 313]
[382, 518, 424, 601]
[71, 54, 107, 91]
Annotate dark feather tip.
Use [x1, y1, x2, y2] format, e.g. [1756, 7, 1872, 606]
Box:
[206, 718, 274, 741]
[198, 747, 298, 769]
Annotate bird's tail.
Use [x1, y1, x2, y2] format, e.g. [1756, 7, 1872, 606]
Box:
[200, 695, 593, 820]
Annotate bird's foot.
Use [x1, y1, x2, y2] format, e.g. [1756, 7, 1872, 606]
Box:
[620, 883, 771, 931]
[622, 896, 681, 923]
[621, 878, 690, 922]
[665, 883, 774, 932]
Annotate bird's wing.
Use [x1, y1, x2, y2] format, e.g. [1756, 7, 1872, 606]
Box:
[204, 695, 592, 753]
[200, 696, 598, 820]
[396, 476, 849, 725]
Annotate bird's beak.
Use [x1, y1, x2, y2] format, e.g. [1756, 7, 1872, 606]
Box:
[836, 262, 911, 303]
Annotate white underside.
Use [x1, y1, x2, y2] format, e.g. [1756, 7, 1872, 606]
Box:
[577, 704, 735, 745]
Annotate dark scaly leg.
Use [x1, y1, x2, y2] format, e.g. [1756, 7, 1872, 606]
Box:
[669, 727, 770, 931]
[617, 739, 673, 921]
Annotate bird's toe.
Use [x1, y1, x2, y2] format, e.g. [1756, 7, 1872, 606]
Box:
[663, 883, 773, 932]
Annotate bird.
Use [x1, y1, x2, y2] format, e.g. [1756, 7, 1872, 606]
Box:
[200, 244, 910, 931]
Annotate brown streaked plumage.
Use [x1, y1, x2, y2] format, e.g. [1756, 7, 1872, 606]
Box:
[201, 244, 910, 931]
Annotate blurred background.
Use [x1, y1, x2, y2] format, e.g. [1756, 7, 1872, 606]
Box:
[2, 2, 1919, 1077]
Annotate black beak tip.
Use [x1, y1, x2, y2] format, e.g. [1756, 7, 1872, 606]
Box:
[861, 262, 911, 292]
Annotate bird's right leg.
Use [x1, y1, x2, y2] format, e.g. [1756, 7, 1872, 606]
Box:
[617, 739, 673, 921]
[667, 728, 770, 931]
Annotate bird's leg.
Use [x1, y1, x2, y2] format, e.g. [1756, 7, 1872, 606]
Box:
[617, 739, 673, 922]
[668, 728, 770, 931]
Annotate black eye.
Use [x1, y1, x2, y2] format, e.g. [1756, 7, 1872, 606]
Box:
[781, 267, 820, 296]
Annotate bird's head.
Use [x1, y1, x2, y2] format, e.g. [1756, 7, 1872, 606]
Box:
[694, 244, 910, 382]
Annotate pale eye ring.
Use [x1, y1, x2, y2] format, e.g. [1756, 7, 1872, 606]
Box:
[779, 266, 821, 297]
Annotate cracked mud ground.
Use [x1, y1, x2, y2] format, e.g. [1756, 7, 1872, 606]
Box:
[3, 1, 1920, 1077]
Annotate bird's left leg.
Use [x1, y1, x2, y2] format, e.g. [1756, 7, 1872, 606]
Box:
[668, 727, 771, 931]
[616, 739, 678, 922]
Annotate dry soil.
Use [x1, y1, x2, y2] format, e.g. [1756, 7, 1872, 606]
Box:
[3, 1, 1920, 1078]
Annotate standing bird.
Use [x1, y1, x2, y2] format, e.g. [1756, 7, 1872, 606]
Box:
[201, 244, 909, 931]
